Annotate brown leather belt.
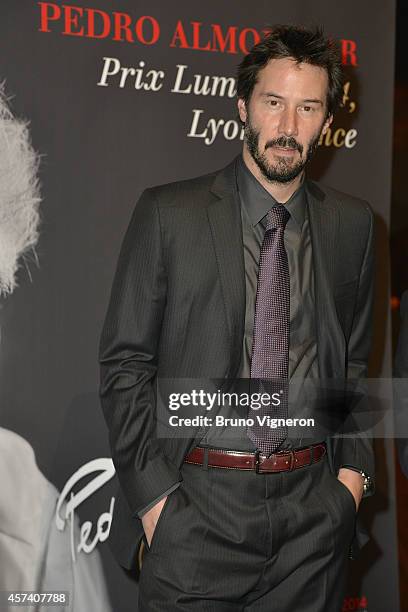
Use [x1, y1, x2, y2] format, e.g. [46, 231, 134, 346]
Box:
[184, 442, 326, 473]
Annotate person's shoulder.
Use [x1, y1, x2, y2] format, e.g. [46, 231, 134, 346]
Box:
[143, 167, 221, 209]
[308, 179, 373, 224]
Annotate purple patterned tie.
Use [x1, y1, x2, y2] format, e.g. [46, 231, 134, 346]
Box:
[247, 204, 290, 455]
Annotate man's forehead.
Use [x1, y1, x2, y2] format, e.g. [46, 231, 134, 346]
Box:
[255, 58, 329, 93]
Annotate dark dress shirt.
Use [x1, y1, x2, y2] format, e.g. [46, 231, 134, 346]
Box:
[198, 155, 319, 451]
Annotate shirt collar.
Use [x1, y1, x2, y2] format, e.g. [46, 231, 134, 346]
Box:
[236, 154, 306, 233]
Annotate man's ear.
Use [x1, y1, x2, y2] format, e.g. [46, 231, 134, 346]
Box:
[237, 98, 247, 124]
[322, 113, 333, 135]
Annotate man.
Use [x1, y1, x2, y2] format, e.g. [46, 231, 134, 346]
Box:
[395, 291, 408, 477]
[100, 25, 375, 611]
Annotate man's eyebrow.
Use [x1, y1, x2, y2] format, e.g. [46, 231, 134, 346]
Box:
[262, 92, 323, 105]
[302, 98, 324, 105]
[263, 92, 285, 99]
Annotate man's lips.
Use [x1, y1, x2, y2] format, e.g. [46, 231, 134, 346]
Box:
[270, 146, 298, 156]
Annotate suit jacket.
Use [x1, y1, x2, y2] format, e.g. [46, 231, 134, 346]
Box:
[395, 290, 408, 477]
[99, 157, 375, 569]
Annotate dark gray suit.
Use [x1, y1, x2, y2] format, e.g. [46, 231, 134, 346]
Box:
[99, 157, 375, 591]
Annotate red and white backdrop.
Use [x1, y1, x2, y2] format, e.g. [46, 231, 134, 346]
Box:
[0, 1, 397, 610]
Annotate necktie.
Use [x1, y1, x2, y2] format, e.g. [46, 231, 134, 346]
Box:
[247, 204, 290, 455]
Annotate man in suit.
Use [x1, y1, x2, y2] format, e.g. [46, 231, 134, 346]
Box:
[395, 291, 408, 477]
[99, 25, 375, 611]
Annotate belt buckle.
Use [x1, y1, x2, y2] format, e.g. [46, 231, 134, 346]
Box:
[254, 450, 262, 473]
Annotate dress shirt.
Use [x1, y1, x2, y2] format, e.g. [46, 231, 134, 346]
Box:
[199, 155, 319, 451]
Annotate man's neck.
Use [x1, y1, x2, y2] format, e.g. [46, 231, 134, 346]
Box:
[242, 147, 304, 204]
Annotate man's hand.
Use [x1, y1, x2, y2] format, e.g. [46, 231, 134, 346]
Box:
[337, 468, 364, 512]
[141, 496, 168, 548]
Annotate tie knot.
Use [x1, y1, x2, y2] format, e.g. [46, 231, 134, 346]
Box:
[265, 205, 290, 231]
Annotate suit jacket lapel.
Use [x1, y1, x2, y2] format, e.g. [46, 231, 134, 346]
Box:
[306, 180, 345, 379]
[206, 166, 345, 380]
[207, 158, 246, 376]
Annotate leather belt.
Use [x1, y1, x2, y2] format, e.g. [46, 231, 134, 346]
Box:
[184, 442, 326, 473]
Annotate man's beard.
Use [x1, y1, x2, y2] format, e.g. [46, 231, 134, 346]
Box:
[244, 117, 322, 184]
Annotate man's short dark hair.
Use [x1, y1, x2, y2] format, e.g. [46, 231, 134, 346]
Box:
[237, 24, 344, 118]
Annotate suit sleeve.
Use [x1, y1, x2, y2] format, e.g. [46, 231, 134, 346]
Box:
[340, 203, 375, 490]
[99, 188, 182, 516]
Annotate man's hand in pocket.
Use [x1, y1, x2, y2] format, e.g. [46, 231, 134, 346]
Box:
[141, 496, 168, 548]
[337, 468, 364, 512]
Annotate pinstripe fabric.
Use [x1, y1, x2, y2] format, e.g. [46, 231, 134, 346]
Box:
[99, 157, 375, 574]
[138, 456, 355, 611]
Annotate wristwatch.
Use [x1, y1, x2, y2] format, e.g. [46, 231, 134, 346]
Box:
[359, 470, 372, 496]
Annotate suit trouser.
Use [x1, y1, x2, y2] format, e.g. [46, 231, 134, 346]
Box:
[138, 452, 356, 612]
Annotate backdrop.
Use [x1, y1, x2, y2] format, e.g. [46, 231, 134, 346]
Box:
[0, 1, 397, 610]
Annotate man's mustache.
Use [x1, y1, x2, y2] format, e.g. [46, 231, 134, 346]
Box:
[265, 137, 303, 155]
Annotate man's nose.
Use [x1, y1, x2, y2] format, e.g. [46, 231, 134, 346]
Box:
[278, 107, 299, 137]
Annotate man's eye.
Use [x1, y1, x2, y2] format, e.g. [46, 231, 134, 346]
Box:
[301, 106, 313, 112]
[269, 100, 279, 106]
